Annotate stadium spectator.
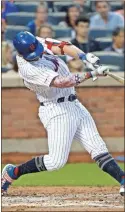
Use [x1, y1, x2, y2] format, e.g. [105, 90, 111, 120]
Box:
[27, 3, 50, 35]
[71, 16, 101, 52]
[2, 0, 18, 37]
[116, 1, 124, 17]
[90, 1, 124, 30]
[37, 24, 53, 39]
[67, 16, 101, 73]
[67, 56, 84, 73]
[2, 22, 5, 41]
[73, 0, 91, 13]
[2, 0, 18, 21]
[2, 41, 14, 70]
[59, 4, 81, 38]
[104, 27, 124, 54]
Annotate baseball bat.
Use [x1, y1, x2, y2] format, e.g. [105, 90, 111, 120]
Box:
[106, 70, 124, 85]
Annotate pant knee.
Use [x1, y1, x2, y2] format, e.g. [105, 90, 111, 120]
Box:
[91, 148, 109, 160]
[89, 135, 109, 159]
[44, 155, 67, 171]
[53, 159, 66, 170]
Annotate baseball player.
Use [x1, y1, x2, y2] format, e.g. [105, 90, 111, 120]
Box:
[2, 31, 125, 196]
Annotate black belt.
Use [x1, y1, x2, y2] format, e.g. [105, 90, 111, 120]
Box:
[40, 94, 77, 106]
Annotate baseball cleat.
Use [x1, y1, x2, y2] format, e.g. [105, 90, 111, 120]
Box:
[119, 177, 125, 196]
[120, 185, 125, 196]
[1, 164, 17, 196]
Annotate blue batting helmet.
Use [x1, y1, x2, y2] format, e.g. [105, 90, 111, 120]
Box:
[13, 31, 44, 60]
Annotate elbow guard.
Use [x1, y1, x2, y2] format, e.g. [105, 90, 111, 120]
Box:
[58, 41, 72, 55]
[45, 39, 72, 55]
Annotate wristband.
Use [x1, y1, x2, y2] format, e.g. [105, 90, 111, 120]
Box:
[85, 72, 93, 79]
[78, 53, 86, 60]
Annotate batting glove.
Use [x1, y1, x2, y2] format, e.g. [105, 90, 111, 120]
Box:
[78, 53, 100, 71]
[96, 66, 109, 76]
[78, 53, 108, 80]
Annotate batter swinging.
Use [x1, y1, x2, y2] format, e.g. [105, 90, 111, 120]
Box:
[2, 31, 125, 196]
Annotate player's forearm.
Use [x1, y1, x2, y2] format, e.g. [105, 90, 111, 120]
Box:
[63, 45, 85, 59]
[51, 72, 94, 88]
[51, 42, 85, 59]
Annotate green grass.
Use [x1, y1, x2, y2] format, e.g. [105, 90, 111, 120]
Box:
[3, 163, 124, 187]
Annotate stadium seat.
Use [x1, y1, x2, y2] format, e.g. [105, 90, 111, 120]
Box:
[110, 2, 123, 11]
[5, 25, 72, 41]
[48, 12, 66, 25]
[92, 51, 124, 71]
[14, 2, 38, 13]
[2, 67, 11, 73]
[5, 26, 29, 41]
[95, 37, 112, 50]
[89, 29, 112, 39]
[53, 27, 72, 38]
[6, 13, 35, 26]
[54, 1, 91, 12]
[54, 2, 73, 12]
[6, 12, 66, 26]
[90, 1, 123, 12]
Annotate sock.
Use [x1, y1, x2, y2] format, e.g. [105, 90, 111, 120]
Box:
[14, 155, 47, 178]
[94, 152, 125, 184]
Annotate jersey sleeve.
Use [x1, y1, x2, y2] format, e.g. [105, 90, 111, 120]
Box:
[36, 36, 71, 55]
[19, 61, 59, 87]
[36, 36, 54, 55]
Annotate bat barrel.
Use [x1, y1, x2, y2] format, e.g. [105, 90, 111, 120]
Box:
[107, 72, 124, 85]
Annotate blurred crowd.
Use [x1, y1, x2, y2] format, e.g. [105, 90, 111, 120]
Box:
[1, 0, 124, 73]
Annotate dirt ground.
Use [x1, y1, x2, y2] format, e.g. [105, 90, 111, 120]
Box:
[2, 152, 124, 164]
[2, 152, 124, 211]
[2, 186, 124, 212]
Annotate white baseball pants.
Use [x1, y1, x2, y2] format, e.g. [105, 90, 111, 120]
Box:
[39, 100, 108, 171]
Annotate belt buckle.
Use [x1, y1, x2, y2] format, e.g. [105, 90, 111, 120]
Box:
[68, 94, 76, 102]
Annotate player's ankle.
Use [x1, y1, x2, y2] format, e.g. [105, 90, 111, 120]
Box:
[14, 167, 19, 178]
[94, 153, 125, 183]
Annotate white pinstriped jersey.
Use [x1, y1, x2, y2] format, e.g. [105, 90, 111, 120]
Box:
[16, 37, 108, 170]
[16, 37, 75, 103]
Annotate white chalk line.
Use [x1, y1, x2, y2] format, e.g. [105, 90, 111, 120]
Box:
[2, 193, 124, 209]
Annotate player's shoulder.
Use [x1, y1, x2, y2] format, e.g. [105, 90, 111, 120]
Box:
[16, 55, 29, 65]
[36, 36, 45, 44]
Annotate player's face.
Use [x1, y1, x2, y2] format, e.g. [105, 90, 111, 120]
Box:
[76, 22, 89, 38]
[36, 7, 48, 22]
[39, 27, 53, 39]
[96, 2, 109, 17]
[68, 6, 80, 22]
[113, 31, 124, 48]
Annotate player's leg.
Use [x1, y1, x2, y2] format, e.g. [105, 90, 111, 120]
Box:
[43, 113, 78, 171]
[74, 103, 125, 195]
[2, 112, 78, 195]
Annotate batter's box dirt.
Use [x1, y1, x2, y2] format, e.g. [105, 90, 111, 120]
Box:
[2, 186, 124, 212]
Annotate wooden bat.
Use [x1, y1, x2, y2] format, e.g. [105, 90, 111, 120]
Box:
[106, 70, 124, 85]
